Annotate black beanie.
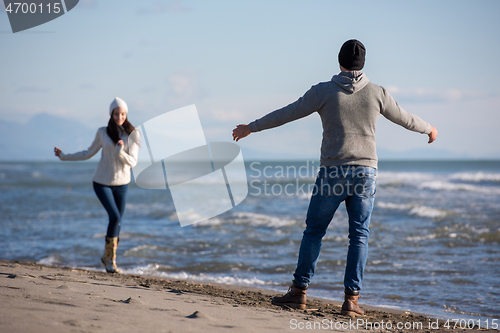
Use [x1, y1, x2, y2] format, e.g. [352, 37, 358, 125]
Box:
[338, 39, 366, 71]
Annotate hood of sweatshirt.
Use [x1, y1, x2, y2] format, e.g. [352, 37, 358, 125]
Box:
[331, 71, 369, 94]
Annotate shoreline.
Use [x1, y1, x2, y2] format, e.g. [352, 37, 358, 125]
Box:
[1, 260, 497, 332]
[69, 263, 490, 323]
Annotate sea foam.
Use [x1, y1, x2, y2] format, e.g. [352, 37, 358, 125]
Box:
[377, 201, 448, 218]
[124, 264, 277, 286]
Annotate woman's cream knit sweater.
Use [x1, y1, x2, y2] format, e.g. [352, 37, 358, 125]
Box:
[59, 127, 140, 186]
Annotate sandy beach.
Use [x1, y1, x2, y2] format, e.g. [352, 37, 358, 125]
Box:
[1, 260, 496, 333]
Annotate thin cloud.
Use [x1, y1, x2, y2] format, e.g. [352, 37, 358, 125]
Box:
[79, 83, 94, 90]
[386, 86, 494, 104]
[123, 51, 134, 58]
[15, 86, 50, 94]
[136, 0, 191, 15]
[0, 106, 73, 123]
[165, 70, 204, 106]
[198, 94, 302, 129]
[210, 108, 246, 122]
[78, 0, 96, 9]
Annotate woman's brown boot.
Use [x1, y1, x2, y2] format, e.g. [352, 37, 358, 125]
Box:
[271, 281, 307, 309]
[101, 237, 122, 274]
[341, 290, 364, 316]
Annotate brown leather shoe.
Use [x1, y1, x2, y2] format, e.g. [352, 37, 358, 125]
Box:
[341, 291, 364, 316]
[271, 281, 307, 309]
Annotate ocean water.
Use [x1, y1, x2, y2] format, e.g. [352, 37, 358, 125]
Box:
[1, 160, 499, 320]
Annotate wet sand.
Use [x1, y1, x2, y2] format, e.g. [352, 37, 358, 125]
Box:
[0, 260, 495, 332]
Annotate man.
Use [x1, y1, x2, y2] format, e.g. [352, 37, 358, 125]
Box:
[232, 39, 438, 316]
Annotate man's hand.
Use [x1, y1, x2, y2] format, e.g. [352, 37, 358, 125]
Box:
[428, 125, 438, 144]
[232, 124, 251, 142]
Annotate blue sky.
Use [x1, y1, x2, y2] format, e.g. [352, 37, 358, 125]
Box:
[1, 0, 499, 159]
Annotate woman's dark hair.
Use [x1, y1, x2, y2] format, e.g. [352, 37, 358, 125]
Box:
[107, 109, 135, 144]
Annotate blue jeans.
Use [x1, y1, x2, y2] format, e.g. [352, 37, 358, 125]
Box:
[93, 182, 128, 238]
[293, 165, 376, 292]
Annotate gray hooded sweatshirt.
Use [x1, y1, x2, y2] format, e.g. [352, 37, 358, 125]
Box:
[248, 71, 431, 169]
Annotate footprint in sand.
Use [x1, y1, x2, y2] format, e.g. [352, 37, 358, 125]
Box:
[186, 311, 212, 320]
[107, 297, 143, 305]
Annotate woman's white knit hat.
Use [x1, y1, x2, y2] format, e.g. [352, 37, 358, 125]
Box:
[109, 97, 128, 116]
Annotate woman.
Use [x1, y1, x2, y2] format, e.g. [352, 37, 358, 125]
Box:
[54, 97, 140, 273]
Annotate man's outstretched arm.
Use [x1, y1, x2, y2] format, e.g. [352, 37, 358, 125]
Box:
[380, 86, 438, 144]
[232, 86, 319, 142]
[235, 122, 438, 143]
